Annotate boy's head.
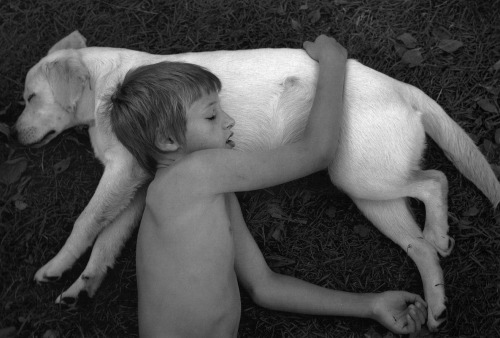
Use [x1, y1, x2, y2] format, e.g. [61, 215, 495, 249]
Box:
[104, 61, 224, 175]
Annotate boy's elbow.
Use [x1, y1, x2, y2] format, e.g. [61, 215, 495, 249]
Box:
[246, 272, 277, 308]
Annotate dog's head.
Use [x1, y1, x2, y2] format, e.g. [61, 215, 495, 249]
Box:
[15, 31, 91, 147]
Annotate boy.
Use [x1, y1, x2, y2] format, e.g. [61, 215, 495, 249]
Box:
[106, 36, 427, 337]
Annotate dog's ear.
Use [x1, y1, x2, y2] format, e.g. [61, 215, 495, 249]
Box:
[47, 31, 87, 55]
[44, 54, 90, 114]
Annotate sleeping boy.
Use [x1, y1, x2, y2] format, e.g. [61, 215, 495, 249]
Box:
[105, 35, 427, 337]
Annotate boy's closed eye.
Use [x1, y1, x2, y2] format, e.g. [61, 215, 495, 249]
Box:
[207, 113, 216, 121]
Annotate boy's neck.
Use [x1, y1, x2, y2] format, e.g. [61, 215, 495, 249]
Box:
[155, 150, 187, 170]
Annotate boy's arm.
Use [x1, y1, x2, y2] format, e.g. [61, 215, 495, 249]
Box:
[181, 36, 347, 195]
[228, 194, 427, 334]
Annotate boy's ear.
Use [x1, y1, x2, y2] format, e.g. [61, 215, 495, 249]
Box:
[157, 137, 180, 152]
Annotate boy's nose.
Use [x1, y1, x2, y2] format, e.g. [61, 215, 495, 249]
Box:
[224, 116, 235, 129]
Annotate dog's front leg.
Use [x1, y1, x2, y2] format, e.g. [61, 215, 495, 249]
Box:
[34, 154, 148, 284]
[54, 186, 146, 306]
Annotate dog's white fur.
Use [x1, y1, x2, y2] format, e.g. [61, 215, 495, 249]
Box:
[16, 31, 500, 331]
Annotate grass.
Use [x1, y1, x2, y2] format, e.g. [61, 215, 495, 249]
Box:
[1, 0, 500, 337]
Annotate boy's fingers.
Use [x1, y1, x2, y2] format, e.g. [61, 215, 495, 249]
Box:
[415, 302, 427, 322]
[409, 305, 422, 332]
[405, 292, 427, 308]
[405, 313, 416, 333]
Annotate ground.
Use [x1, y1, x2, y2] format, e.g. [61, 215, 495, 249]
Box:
[0, 0, 499, 337]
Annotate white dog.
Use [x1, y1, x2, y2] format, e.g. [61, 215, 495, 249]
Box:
[15, 31, 500, 331]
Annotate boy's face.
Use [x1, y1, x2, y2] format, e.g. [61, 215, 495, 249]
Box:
[183, 91, 235, 153]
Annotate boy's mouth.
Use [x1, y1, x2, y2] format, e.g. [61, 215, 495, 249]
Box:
[226, 132, 235, 148]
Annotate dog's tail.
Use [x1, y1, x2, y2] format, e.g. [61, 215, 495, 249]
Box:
[410, 86, 500, 207]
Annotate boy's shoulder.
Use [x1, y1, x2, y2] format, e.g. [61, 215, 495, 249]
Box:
[152, 150, 220, 194]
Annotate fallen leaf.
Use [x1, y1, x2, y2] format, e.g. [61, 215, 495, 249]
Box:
[432, 26, 451, 40]
[394, 43, 407, 57]
[354, 224, 371, 238]
[364, 326, 382, 338]
[0, 327, 16, 338]
[463, 206, 479, 217]
[325, 206, 336, 218]
[42, 329, 60, 338]
[0, 103, 11, 116]
[0, 158, 28, 185]
[267, 203, 284, 218]
[15, 200, 28, 211]
[291, 19, 302, 31]
[401, 48, 423, 66]
[490, 59, 500, 71]
[0, 123, 9, 138]
[495, 129, 500, 144]
[491, 164, 500, 177]
[53, 157, 71, 175]
[437, 39, 464, 53]
[397, 32, 418, 49]
[299, 4, 308, 10]
[481, 139, 497, 156]
[270, 223, 284, 241]
[477, 98, 498, 113]
[308, 9, 321, 23]
[480, 84, 500, 96]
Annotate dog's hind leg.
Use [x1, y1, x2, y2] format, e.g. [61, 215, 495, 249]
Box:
[353, 197, 447, 332]
[404, 169, 453, 257]
[55, 187, 146, 307]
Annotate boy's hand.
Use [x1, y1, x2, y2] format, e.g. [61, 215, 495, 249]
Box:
[303, 35, 347, 63]
[371, 291, 428, 334]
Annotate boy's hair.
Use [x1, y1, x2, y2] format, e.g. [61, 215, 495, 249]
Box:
[104, 61, 222, 175]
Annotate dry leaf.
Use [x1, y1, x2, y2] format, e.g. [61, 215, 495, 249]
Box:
[438, 39, 464, 53]
[491, 164, 500, 177]
[308, 9, 321, 23]
[401, 48, 423, 66]
[0, 123, 10, 138]
[15, 200, 28, 211]
[463, 206, 479, 217]
[354, 224, 371, 238]
[397, 33, 418, 49]
[0, 327, 16, 338]
[53, 157, 71, 175]
[477, 99, 498, 113]
[394, 43, 407, 57]
[0, 158, 28, 185]
[432, 26, 451, 40]
[490, 60, 500, 71]
[325, 206, 336, 218]
[291, 19, 302, 31]
[0, 103, 10, 116]
[495, 129, 500, 144]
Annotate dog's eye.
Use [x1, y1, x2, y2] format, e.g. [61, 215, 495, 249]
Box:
[27, 93, 35, 102]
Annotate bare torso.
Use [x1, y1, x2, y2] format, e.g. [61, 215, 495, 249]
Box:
[136, 168, 241, 338]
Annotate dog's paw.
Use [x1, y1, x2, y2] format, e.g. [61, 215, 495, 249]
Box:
[34, 252, 78, 284]
[56, 289, 92, 309]
[55, 272, 106, 306]
[423, 230, 455, 257]
[426, 301, 448, 332]
[34, 264, 64, 284]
